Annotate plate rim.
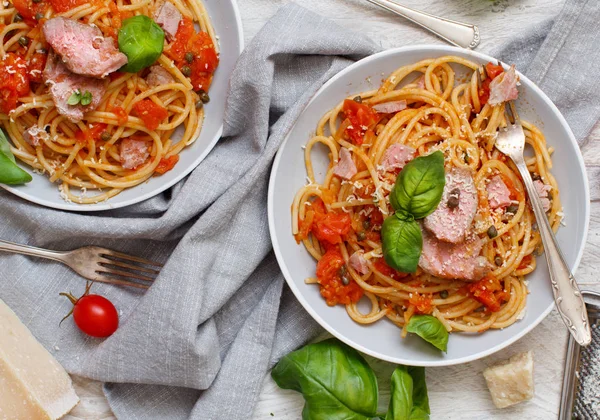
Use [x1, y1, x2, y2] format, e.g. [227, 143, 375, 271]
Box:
[0, 0, 245, 212]
[267, 44, 591, 366]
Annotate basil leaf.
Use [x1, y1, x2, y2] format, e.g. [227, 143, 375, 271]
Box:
[408, 366, 430, 419]
[390, 151, 445, 219]
[118, 15, 164, 73]
[406, 315, 449, 352]
[0, 128, 16, 163]
[385, 366, 430, 420]
[0, 150, 32, 185]
[271, 338, 378, 419]
[67, 91, 81, 105]
[381, 212, 422, 273]
[80, 91, 92, 106]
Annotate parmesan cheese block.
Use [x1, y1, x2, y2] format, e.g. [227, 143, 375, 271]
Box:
[483, 351, 534, 409]
[0, 299, 79, 419]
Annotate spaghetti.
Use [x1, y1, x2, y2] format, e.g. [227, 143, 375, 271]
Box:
[0, 0, 218, 203]
[292, 56, 562, 338]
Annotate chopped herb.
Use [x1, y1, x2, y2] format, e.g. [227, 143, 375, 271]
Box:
[67, 90, 81, 106]
[67, 90, 92, 106]
[80, 91, 93, 106]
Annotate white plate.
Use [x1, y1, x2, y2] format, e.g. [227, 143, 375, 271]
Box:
[1, 0, 244, 211]
[268, 45, 590, 366]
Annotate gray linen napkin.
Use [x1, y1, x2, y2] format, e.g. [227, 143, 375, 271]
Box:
[0, 0, 598, 419]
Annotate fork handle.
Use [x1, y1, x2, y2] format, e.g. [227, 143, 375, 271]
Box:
[364, 0, 480, 49]
[513, 160, 591, 346]
[0, 239, 67, 263]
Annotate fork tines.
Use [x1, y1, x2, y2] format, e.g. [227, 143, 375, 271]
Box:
[97, 251, 163, 285]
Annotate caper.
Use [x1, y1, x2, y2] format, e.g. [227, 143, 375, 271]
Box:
[463, 152, 470, 164]
[531, 173, 541, 181]
[13, 13, 23, 22]
[100, 131, 111, 142]
[362, 219, 371, 230]
[487, 225, 498, 239]
[37, 48, 47, 54]
[32, 0, 42, 3]
[474, 306, 486, 313]
[506, 204, 519, 215]
[338, 265, 347, 277]
[35, 12, 43, 20]
[357, 231, 366, 241]
[494, 256, 503, 266]
[184, 52, 194, 63]
[197, 90, 210, 104]
[181, 65, 191, 77]
[18, 36, 29, 47]
[353, 95, 362, 103]
[447, 196, 459, 209]
[341, 276, 350, 286]
[439, 290, 448, 299]
[195, 100, 204, 110]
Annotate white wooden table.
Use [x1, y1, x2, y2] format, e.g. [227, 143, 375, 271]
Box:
[67, 0, 600, 418]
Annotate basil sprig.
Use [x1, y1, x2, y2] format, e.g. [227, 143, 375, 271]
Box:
[407, 315, 449, 352]
[0, 129, 32, 185]
[381, 151, 445, 273]
[272, 338, 430, 420]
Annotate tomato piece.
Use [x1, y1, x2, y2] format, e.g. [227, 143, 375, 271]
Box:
[468, 277, 507, 312]
[409, 292, 433, 314]
[312, 212, 352, 245]
[485, 62, 504, 80]
[75, 123, 107, 144]
[155, 154, 179, 174]
[12, 0, 47, 24]
[28, 51, 47, 84]
[478, 78, 491, 105]
[373, 259, 409, 281]
[342, 99, 379, 145]
[167, 18, 194, 63]
[316, 248, 363, 306]
[72, 295, 119, 337]
[517, 254, 533, 270]
[132, 99, 169, 130]
[188, 31, 219, 91]
[0, 53, 30, 114]
[111, 106, 129, 125]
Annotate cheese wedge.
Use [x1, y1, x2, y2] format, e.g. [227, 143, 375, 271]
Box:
[0, 299, 79, 419]
[483, 351, 534, 409]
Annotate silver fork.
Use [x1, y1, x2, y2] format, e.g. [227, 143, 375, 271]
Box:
[495, 100, 591, 346]
[0, 239, 162, 289]
[364, 0, 480, 49]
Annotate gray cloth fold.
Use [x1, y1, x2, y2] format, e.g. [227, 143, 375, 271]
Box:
[0, 1, 598, 419]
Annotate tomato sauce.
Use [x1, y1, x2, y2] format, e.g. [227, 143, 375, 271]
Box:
[316, 248, 363, 306]
[132, 99, 168, 130]
[155, 155, 179, 174]
[373, 259, 409, 281]
[409, 292, 433, 314]
[74, 123, 107, 144]
[0, 53, 30, 114]
[468, 277, 508, 312]
[342, 99, 379, 145]
[111, 106, 129, 125]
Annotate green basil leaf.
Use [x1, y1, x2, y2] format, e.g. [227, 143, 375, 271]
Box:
[390, 151, 445, 219]
[271, 338, 378, 420]
[67, 91, 81, 105]
[80, 91, 92, 106]
[385, 366, 430, 420]
[0, 150, 32, 185]
[381, 212, 422, 273]
[408, 366, 430, 419]
[118, 15, 164, 73]
[406, 315, 449, 352]
[0, 128, 16, 163]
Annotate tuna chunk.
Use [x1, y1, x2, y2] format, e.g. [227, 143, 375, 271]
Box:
[43, 17, 128, 79]
[146, 65, 174, 87]
[120, 138, 149, 169]
[488, 65, 519, 106]
[43, 52, 107, 123]
[534, 180, 552, 212]
[379, 143, 415, 172]
[23, 126, 49, 147]
[424, 167, 478, 244]
[154, 1, 182, 41]
[333, 147, 357, 180]
[487, 175, 512, 209]
[419, 229, 491, 281]
[349, 251, 369, 275]
[372, 100, 407, 114]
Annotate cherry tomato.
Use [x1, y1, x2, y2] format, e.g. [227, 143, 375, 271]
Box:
[313, 212, 352, 245]
[468, 277, 508, 313]
[342, 99, 379, 145]
[485, 62, 504, 80]
[111, 106, 129, 125]
[72, 295, 119, 337]
[373, 258, 408, 281]
[409, 293, 433, 314]
[316, 248, 363, 306]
